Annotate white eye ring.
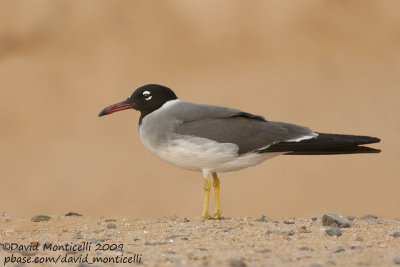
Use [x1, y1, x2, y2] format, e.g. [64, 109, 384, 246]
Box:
[143, 90, 152, 100]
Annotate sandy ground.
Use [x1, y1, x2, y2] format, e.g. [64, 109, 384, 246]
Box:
[1, 1, 399, 220]
[1, 2, 399, 265]
[1, 213, 400, 267]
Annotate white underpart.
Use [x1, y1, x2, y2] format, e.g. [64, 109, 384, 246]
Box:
[147, 133, 284, 173]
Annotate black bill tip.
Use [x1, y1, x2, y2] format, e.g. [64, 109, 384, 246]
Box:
[98, 108, 108, 117]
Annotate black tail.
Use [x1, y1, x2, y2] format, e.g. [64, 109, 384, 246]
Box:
[260, 133, 381, 155]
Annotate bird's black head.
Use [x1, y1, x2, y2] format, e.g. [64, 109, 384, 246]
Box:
[98, 84, 178, 121]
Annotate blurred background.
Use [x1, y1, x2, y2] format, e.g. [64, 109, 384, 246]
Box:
[0, 0, 399, 219]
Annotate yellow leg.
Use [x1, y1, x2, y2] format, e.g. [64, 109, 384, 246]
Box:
[201, 178, 211, 219]
[212, 172, 223, 219]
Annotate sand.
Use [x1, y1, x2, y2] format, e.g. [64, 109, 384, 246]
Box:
[1, 2, 399, 265]
[1, 214, 400, 267]
[1, 0, 399, 220]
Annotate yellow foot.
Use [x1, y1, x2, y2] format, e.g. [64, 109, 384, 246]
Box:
[212, 209, 223, 219]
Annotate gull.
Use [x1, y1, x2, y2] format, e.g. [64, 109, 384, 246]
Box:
[99, 84, 380, 219]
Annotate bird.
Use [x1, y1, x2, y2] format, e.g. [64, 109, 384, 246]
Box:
[99, 84, 380, 219]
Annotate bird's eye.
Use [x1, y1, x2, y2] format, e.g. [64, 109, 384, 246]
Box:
[143, 91, 152, 101]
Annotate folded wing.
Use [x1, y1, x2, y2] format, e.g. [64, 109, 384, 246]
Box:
[174, 111, 317, 155]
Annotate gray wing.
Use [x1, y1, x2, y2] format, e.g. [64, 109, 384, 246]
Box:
[170, 100, 266, 122]
[174, 107, 317, 155]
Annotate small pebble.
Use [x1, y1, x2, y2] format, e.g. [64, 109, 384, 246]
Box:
[257, 249, 271, 253]
[391, 232, 400, 238]
[106, 223, 116, 229]
[266, 229, 275, 235]
[256, 215, 269, 222]
[331, 248, 345, 254]
[229, 259, 247, 267]
[31, 215, 51, 222]
[280, 230, 295, 236]
[224, 227, 234, 232]
[311, 216, 318, 221]
[180, 217, 190, 223]
[65, 212, 82, 216]
[347, 216, 355, 221]
[394, 257, 400, 265]
[299, 226, 311, 233]
[145, 241, 168, 246]
[355, 237, 363, 241]
[361, 214, 378, 220]
[326, 227, 342, 237]
[299, 246, 312, 251]
[284, 220, 295, 225]
[350, 245, 363, 250]
[322, 214, 350, 228]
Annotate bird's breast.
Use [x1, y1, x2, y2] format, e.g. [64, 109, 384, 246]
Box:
[138, 114, 241, 171]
